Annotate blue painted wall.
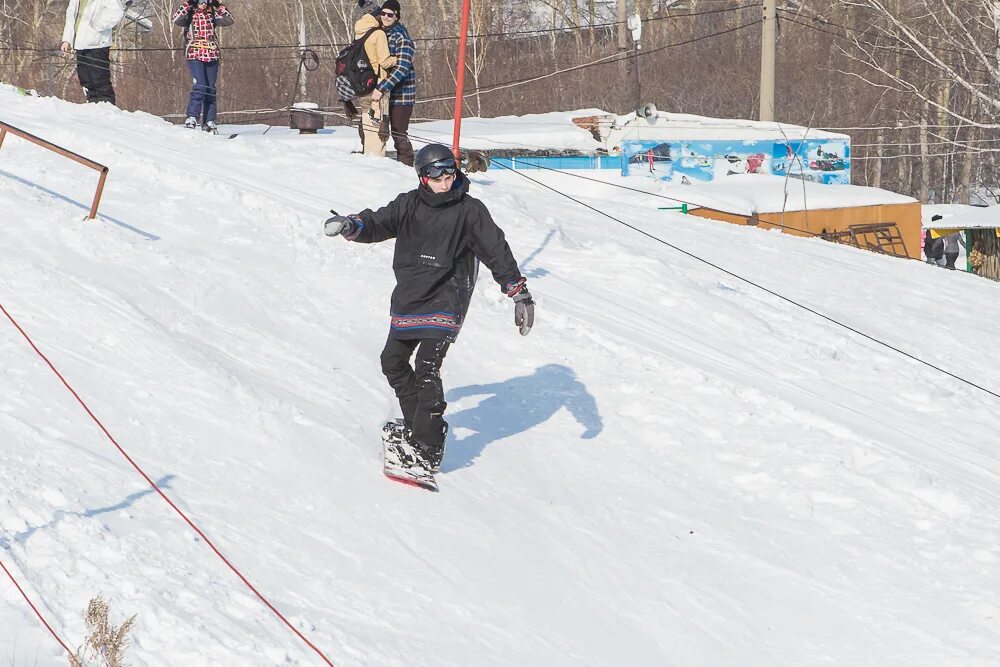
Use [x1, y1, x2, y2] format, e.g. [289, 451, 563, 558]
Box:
[621, 138, 851, 184]
[489, 155, 621, 171]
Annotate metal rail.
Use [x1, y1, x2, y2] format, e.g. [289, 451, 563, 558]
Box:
[0, 120, 109, 220]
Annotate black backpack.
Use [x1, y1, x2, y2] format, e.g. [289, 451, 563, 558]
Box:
[335, 28, 380, 100]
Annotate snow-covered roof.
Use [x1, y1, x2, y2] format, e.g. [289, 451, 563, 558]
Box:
[657, 174, 916, 216]
[408, 109, 605, 152]
[614, 110, 850, 142]
[408, 109, 851, 153]
[923, 204, 1000, 230]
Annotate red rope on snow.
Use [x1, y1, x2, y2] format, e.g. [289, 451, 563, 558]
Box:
[0, 302, 336, 666]
[0, 555, 80, 664]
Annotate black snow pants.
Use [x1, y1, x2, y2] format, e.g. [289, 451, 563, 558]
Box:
[76, 48, 116, 105]
[380, 337, 450, 452]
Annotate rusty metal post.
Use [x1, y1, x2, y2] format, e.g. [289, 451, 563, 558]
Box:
[89, 168, 109, 220]
[452, 0, 472, 160]
[0, 120, 109, 220]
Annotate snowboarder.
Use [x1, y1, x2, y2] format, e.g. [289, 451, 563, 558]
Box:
[60, 0, 128, 105]
[323, 143, 535, 486]
[172, 0, 234, 134]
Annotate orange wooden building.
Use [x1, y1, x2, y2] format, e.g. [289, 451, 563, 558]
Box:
[662, 175, 921, 259]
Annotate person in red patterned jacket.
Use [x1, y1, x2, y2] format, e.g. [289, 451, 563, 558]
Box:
[172, 0, 234, 134]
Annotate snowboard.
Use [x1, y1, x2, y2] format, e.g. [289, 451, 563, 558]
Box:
[381, 419, 438, 492]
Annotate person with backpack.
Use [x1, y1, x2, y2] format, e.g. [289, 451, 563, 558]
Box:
[373, 0, 416, 166]
[60, 0, 128, 105]
[925, 216, 946, 266]
[322, 144, 536, 483]
[337, 0, 397, 156]
[172, 0, 234, 134]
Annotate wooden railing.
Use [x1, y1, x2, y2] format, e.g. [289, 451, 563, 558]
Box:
[0, 120, 109, 220]
[821, 222, 910, 259]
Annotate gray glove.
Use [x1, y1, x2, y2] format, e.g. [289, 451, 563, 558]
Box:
[324, 214, 360, 239]
[513, 290, 534, 336]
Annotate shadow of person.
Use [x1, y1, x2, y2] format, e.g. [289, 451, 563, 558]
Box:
[442, 364, 602, 473]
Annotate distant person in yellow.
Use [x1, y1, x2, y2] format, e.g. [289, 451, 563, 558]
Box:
[60, 0, 128, 104]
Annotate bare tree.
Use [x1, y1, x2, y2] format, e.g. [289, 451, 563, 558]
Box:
[837, 0, 1000, 128]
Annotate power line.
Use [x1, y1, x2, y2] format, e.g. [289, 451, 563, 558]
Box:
[0, 37, 317, 127]
[3, 16, 762, 120]
[399, 131, 996, 401]
[777, 8, 998, 67]
[417, 17, 764, 104]
[478, 156, 1000, 403]
[0, 4, 761, 55]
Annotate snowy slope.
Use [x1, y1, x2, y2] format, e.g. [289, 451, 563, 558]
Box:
[2, 87, 1000, 666]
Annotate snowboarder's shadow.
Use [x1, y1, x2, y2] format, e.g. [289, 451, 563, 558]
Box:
[442, 364, 602, 473]
[0, 474, 175, 549]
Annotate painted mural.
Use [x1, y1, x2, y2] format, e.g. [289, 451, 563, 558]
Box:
[621, 138, 851, 184]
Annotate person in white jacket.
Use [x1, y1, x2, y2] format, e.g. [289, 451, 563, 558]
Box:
[60, 0, 128, 104]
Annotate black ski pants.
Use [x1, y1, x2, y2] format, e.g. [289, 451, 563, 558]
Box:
[380, 337, 450, 449]
[389, 105, 414, 167]
[76, 48, 116, 105]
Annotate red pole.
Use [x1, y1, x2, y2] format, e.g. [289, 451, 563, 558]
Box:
[452, 0, 472, 160]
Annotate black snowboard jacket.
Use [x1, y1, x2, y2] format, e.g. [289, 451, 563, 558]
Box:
[353, 173, 523, 342]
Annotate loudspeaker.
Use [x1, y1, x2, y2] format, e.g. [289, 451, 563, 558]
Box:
[638, 102, 658, 119]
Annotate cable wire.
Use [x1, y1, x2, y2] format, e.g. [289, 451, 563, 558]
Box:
[0, 301, 338, 666]
[478, 156, 1000, 402]
[416, 18, 764, 104]
[0, 556, 80, 665]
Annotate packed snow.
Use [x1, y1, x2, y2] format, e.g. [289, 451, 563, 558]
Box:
[924, 203, 1000, 230]
[646, 174, 917, 216]
[2, 86, 1000, 666]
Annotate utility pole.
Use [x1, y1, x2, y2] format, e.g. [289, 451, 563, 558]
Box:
[617, 0, 627, 51]
[297, 0, 308, 100]
[46, 50, 56, 97]
[759, 0, 776, 121]
[627, 13, 642, 113]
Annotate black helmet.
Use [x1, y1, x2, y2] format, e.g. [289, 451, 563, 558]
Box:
[415, 143, 457, 177]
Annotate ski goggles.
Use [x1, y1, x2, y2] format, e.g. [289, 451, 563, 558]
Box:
[421, 160, 458, 179]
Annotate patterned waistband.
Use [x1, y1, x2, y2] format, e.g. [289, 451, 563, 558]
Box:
[390, 312, 461, 332]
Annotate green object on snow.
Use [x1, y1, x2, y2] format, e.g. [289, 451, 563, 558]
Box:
[966, 229, 973, 273]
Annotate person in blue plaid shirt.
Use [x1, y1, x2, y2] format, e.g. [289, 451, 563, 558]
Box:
[372, 0, 417, 166]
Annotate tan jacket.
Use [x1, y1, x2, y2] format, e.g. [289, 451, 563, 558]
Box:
[354, 14, 396, 82]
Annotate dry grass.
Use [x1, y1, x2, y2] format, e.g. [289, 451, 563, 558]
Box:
[70, 597, 136, 667]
